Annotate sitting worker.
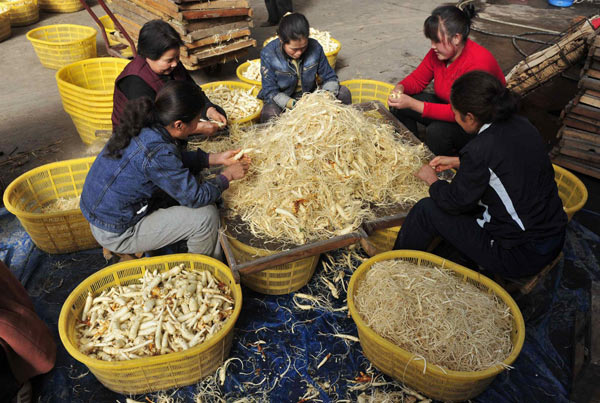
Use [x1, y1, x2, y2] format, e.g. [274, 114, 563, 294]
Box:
[0, 260, 56, 403]
[388, 5, 505, 156]
[111, 19, 226, 136]
[82, 81, 250, 259]
[393, 71, 567, 278]
[258, 12, 351, 122]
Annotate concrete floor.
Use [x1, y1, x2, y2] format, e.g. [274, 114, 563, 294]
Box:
[0, 0, 598, 217]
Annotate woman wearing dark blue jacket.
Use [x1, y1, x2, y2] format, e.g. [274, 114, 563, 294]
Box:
[257, 13, 351, 122]
[80, 81, 250, 259]
[394, 71, 567, 278]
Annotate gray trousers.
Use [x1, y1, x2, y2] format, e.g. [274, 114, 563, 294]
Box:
[91, 204, 222, 259]
[260, 86, 352, 123]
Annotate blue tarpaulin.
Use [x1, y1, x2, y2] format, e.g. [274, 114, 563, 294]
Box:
[1, 206, 598, 402]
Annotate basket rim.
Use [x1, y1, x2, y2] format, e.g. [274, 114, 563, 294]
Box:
[235, 59, 261, 86]
[347, 249, 526, 381]
[340, 79, 395, 89]
[26, 24, 97, 46]
[57, 253, 243, 370]
[55, 57, 129, 96]
[552, 163, 588, 215]
[2, 156, 95, 219]
[262, 36, 341, 56]
[199, 81, 262, 124]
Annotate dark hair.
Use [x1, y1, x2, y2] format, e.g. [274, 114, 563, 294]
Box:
[423, 4, 475, 43]
[137, 20, 183, 60]
[106, 81, 205, 158]
[277, 13, 309, 44]
[450, 71, 519, 124]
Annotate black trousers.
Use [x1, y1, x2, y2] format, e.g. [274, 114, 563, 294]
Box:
[389, 92, 472, 156]
[393, 198, 564, 278]
[265, 0, 293, 24]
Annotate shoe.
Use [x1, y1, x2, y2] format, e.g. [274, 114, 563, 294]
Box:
[259, 20, 277, 27]
[12, 381, 31, 403]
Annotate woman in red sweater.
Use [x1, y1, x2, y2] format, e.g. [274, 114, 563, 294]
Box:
[388, 5, 505, 156]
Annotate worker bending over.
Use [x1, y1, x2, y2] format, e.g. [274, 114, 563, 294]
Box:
[81, 81, 249, 259]
[388, 5, 505, 156]
[394, 71, 567, 278]
[258, 12, 351, 122]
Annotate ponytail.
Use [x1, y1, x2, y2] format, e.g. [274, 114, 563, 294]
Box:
[106, 97, 156, 158]
[106, 80, 206, 159]
[450, 70, 519, 124]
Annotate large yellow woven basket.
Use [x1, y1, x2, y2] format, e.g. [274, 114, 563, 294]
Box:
[38, 0, 82, 12]
[27, 24, 97, 70]
[263, 36, 341, 69]
[2, 157, 98, 254]
[553, 164, 587, 221]
[0, 4, 11, 41]
[236, 59, 261, 87]
[224, 231, 319, 295]
[98, 15, 133, 58]
[341, 79, 395, 107]
[2, 0, 38, 26]
[200, 81, 262, 126]
[347, 250, 525, 402]
[58, 254, 242, 394]
[56, 57, 129, 144]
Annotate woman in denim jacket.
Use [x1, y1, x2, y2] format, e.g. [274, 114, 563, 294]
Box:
[80, 81, 250, 259]
[257, 13, 351, 122]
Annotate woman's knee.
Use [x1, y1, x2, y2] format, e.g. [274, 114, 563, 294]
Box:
[260, 103, 283, 123]
[337, 86, 352, 105]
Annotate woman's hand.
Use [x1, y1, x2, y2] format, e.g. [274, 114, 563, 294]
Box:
[222, 160, 249, 181]
[206, 107, 227, 126]
[415, 164, 439, 185]
[429, 156, 460, 172]
[210, 149, 251, 167]
[387, 83, 404, 104]
[194, 120, 220, 137]
[387, 92, 423, 114]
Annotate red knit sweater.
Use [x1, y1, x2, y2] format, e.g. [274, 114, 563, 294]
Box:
[400, 39, 505, 122]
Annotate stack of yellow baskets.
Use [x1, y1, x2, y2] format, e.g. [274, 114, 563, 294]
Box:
[26, 24, 97, 70]
[1, 0, 38, 27]
[38, 0, 82, 13]
[0, 4, 10, 41]
[56, 57, 128, 144]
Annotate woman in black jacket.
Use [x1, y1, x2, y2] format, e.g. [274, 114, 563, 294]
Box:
[394, 70, 567, 278]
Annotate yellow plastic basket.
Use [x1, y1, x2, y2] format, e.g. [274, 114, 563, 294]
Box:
[553, 164, 587, 221]
[98, 15, 133, 58]
[224, 231, 319, 295]
[236, 59, 261, 87]
[347, 250, 525, 402]
[200, 81, 262, 126]
[263, 36, 341, 69]
[56, 57, 129, 144]
[38, 0, 82, 13]
[0, 4, 11, 41]
[2, 0, 38, 26]
[341, 79, 395, 107]
[58, 254, 242, 394]
[27, 24, 97, 70]
[2, 157, 99, 254]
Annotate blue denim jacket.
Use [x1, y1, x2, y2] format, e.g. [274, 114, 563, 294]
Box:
[258, 38, 340, 109]
[80, 126, 229, 233]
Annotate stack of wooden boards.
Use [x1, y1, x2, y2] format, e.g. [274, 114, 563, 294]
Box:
[553, 34, 600, 179]
[109, 0, 256, 70]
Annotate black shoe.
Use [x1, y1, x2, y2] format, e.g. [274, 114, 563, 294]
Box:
[259, 20, 277, 27]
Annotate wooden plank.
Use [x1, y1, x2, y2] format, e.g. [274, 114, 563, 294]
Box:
[179, 0, 249, 11]
[572, 103, 600, 121]
[186, 38, 255, 62]
[560, 146, 600, 164]
[553, 155, 600, 179]
[182, 7, 252, 20]
[111, 0, 155, 25]
[585, 89, 600, 99]
[170, 15, 250, 34]
[563, 137, 600, 153]
[219, 232, 240, 283]
[181, 48, 248, 70]
[580, 76, 600, 92]
[575, 94, 600, 111]
[563, 116, 600, 134]
[182, 20, 253, 42]
[125, 0, 182, 20]
[587, 69, 600, 80]
[562, 126, 600, 143]
[183, 28, 251, 52]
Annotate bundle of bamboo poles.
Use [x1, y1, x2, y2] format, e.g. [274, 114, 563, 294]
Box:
[106, 0, 256, 70]
[552, 33, 600, 179]
[505, 16, 599, 97]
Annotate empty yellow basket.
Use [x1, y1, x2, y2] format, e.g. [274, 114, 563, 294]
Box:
[27, 24, 97, 70]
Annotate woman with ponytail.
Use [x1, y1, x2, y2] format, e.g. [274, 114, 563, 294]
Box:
[81, 81, 250, 259]
[393, 71, 567, 278]
[388, 4, 505, 156]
